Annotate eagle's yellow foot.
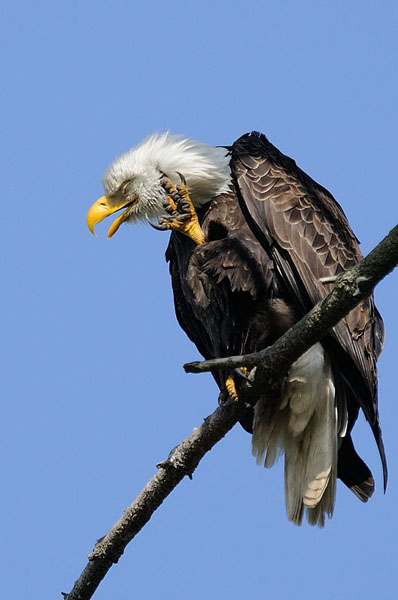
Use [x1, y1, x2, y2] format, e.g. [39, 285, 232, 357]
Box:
[225, 375, 239, 402]
[150, 175, 205, 245]
[218, 368, 249, 405]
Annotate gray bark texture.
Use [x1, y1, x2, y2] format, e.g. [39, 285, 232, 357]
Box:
[63, 225, 397, 600]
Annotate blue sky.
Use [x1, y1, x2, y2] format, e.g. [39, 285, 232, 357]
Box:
[2, 1, 397, 599]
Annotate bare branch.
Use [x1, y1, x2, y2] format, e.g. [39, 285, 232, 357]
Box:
[62, 399, 248, 600]
[63, 225, 397, 600]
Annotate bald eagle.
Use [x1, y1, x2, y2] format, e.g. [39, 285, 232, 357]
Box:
[87, 131, 386, 526]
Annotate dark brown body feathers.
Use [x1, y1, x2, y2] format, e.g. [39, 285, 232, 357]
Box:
[166, 132, 386, 501]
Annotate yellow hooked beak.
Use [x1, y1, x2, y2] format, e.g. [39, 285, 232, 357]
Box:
[87, 196, 138, 238]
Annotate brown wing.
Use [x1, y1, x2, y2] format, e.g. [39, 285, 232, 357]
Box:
[230, 132, 386, 486]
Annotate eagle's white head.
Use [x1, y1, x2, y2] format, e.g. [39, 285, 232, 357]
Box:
[87, 132, 231, 238]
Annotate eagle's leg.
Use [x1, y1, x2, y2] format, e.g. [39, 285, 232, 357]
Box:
[151, 175, 205, 245]
[219, 368, 250, 404]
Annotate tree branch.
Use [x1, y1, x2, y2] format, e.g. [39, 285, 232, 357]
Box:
[63, 225, 397, 600]
[63, 399, 248, 600]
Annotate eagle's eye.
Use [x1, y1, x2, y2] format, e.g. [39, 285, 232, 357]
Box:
[119, 179, 133, 198]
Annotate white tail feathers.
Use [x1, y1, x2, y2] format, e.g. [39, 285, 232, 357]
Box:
[303, 468, 331, 507]
[252, 343, 337, 526]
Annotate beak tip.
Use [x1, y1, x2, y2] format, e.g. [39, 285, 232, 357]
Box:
[87, 223, 97, 237]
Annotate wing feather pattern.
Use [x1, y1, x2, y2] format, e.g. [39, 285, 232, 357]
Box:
[230, 132, 387, 487]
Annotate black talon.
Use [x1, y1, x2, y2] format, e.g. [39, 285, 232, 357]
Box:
[147, 218, 168, 231]
[176, 172, 186, 185]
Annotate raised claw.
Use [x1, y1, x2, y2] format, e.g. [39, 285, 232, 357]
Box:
[176, 172, 187, 185]
[150, 174, 205, 245]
